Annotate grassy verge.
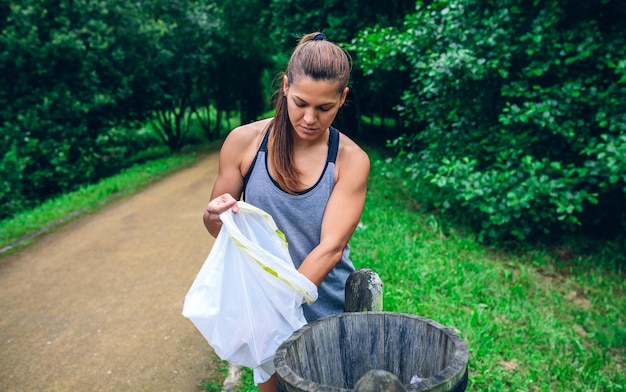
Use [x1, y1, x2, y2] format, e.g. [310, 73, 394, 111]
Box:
[230, 152, 624, 391]
[0, 152, 200, 254]
[198, 359, 232, 392]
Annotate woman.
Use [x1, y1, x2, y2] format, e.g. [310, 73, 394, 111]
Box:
[203, 31, 370, 392]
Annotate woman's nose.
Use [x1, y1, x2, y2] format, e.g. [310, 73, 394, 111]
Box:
[303, 108, 316, 124]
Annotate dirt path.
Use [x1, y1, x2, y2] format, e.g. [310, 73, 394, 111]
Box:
[0, 152, 226, 391]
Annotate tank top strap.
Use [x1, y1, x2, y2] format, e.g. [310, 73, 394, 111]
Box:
[259, 125, 271, 151]
[242, 126, 271, 192]
[327, 126, 339, 164]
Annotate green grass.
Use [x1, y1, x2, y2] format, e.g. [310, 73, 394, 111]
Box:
[238, 367, 257, 392]
[0, 153, 199, 253]
[198, 359, 231, 391]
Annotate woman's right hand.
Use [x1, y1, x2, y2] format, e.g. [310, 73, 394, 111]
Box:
[205, 193, 239, 222]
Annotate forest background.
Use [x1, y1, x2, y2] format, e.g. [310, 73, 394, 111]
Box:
[2, 1, 625, 271]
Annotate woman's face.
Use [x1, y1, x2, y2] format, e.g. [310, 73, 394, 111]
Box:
[283, 75, 349, 141]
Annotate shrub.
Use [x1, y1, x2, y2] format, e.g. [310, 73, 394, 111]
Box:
[352, 0, 626, 242]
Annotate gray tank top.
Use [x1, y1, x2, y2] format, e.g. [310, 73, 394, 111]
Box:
[243, 125, 355, 322]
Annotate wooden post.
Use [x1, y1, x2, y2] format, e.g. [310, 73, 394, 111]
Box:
[344, 268, 383, 312]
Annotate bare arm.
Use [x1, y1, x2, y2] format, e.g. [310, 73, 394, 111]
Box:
[202, 121, 269, 237]
[297, 140, 370, 286]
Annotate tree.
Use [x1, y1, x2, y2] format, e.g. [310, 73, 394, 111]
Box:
[0, 0, 159, 219]
[211, 0, 274, 124]
[139, 0, 222, 153]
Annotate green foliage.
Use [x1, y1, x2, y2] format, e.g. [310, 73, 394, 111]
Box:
[352, 0, 626, 242]
[211, 0, 274, 124]
[142, 0, 222, 153]
[0, 0, 159, 219]
[2, 0, 420, 221]
[0, 0, 227, 220]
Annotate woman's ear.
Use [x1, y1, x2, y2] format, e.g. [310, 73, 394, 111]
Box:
[282, 75, 289, 96]
[340, 87, 350, 106]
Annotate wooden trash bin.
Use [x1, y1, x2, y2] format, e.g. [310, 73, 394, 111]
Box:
[274, 312, 468, 392]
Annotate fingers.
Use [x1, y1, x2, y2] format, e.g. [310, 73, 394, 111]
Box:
[206, 193, 238, 220]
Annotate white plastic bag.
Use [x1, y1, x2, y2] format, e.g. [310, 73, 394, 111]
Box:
[182, 201, 318, 384]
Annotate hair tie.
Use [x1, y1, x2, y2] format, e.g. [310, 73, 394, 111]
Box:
[313, 32, 327, 41]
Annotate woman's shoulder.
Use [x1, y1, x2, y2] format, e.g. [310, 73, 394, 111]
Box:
[334, 130, 370, 181]
[220, 118, 273, 174]
[337, 131, 369, 164]
[226, 118, 272, 145]
[221, 118, 272, 155]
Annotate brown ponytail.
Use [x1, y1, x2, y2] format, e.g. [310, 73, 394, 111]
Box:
[267, 32, 352, 194]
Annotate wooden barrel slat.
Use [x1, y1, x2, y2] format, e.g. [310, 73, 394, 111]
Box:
[340, 312, 385, 387]
[312, 316, 344, 386]
[286, 338, 306, 385]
